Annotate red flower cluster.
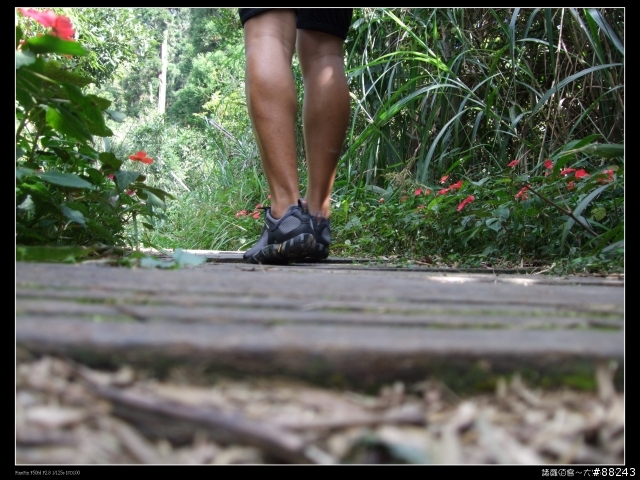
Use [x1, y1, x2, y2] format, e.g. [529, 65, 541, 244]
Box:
[560, 166, 590, 190]
[414, 188, 432, 196]
[236, 203, 264, 220]
[439, 175, 449, 184]
[129, 151, 154, 165]
[544, 159, 554, 169]
[18, 8, 75, 40]
[515, 186, 529, 201]
[597, 169, 615, 184]
[508, 159, 519, 168]
[457, 195, 475, 212]
[436, 180, 463, 196]
[574, 169, 590, 179]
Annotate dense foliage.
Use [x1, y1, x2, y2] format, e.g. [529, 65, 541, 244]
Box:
[15, 8, 624, 274]
[15, 8, 172, 253]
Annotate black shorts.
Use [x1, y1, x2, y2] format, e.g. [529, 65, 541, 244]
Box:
[238, 8, 353, 41]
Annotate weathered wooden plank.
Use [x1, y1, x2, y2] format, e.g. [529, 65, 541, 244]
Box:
[16, 318, 623, 386]
[16, 298, 622, 329]
[16, 263, 623, 312]
[15, 261, 625, 389]
[15, 287, 623, 317]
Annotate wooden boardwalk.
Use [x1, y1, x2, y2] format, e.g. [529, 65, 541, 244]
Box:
[15, 255, 625, 392]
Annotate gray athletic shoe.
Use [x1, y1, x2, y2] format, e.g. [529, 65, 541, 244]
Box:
[307, 212, 331, 261]
[243, 199, 316, 264]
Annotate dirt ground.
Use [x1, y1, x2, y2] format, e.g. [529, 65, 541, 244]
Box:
[15, 350, 624, 465]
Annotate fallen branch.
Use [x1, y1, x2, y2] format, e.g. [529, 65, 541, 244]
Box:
[87, 384, 321, 464]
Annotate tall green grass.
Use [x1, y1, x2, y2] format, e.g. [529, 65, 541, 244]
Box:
[342, 8, 623, 188]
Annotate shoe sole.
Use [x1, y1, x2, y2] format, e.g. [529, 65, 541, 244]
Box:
[307, 243, 329, 261]
[249, 233, 316, 264]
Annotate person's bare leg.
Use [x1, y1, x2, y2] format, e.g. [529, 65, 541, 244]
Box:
[296, 29, 350, 219]
[243, 10, 299, 219]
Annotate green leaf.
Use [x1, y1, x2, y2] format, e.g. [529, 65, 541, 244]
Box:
[561, 183, 612, 247]
[470, 177, 490, 187]
[143, 190, 166, 210]
[481, 244, 499, 256]
[86, 94, 111, 110]
[43, 62, 92, 87]
[173, 248, 206, 266]
[133, 185, 175, 201]
[140, 256, 176, 269]
[493, 206, 510, 220]
[586, 9, 624, 56]
[532, 64, 623, 114]
[85, 219, 117, 243]
[591, 206, 606, 221]
[16, 50, 36, 69]
[63, 84, 111, 137]
[25, 34, 88, 56]
[345, 215, 362, 231]
[45, 105, 93, 143]
[114, 170, 141, 191]
[98, 152, 124, 170]
[84, 167, 106, 185]
[61, 205, 86, 226]
[17, 195, 35, 212]
[38, 170, 94, 189]
[573, 183, 612, 219]
[106, 109, 127, 122]
[16, 167, 35, 181]
[16, 147, 27, 161]
[16, 245, 95, 262]
[486, 218, 502, 232]
[561, 143, 624, 160]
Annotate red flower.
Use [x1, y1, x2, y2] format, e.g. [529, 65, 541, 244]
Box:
[544, 159, 554, 169]
[450, 180, 463, 190]
[457, 195, 475, 212]
[414, 188, 422, 196]
[597, 169, 615, 184]
[575, 169, 590, 179]
[126, 189, 135, 196]
[508, 159, 519, 168]
[253, 212, 260, 220]
[107, 174, 115, 180]
[515, 186, 529, 201]
[436, 188, 449, 196]
[567, 181, 575, 191]
[424, 189, 431, 195]
[129, 151, 154, 165]
[18, 8, 75, 40]
[560, 168, 576, 176]
[235, 209, 247, 218]
[439, 175, 449, 184]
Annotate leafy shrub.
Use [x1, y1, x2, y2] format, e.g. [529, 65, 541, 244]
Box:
[16, 8, 172, 251]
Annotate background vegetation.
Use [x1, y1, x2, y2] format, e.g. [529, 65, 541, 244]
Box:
[16, 8, 624, 274]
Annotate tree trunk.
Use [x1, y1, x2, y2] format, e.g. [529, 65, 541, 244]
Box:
[158, 29, 168, 115]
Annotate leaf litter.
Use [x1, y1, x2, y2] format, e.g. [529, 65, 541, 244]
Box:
[15, 352, 623, 464]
